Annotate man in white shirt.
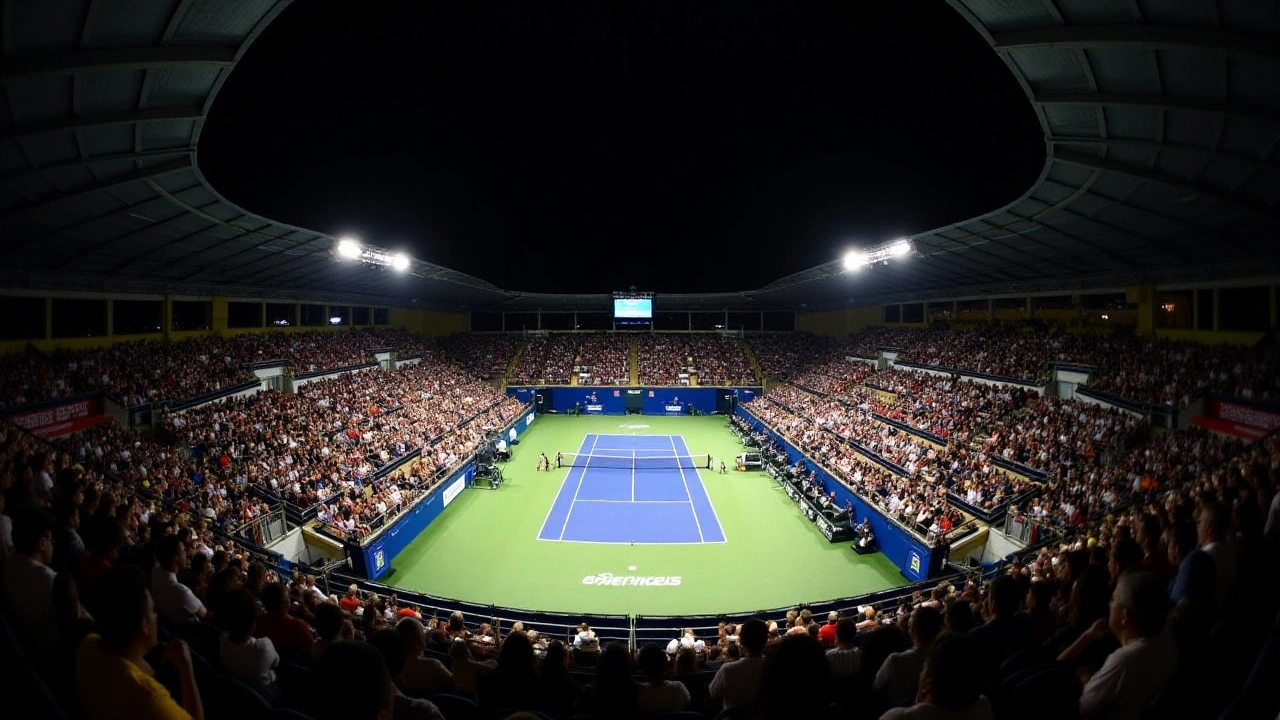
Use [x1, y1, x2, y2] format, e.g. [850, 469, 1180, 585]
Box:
[1197, 500, 1237, 612]
[1079, 571, 1178, 720]
[150, 533, 207, 625]
[709, 618, 768, 713]
[1, 507, 58, 655]
[875, 606, 943, 708]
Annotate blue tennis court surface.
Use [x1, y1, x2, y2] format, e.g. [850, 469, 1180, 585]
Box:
[537, 434, 727, 544]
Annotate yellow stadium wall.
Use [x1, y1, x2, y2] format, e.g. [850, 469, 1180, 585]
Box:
[0, 293, 468, 356]
[388, 308, 468, 336]
[796, 307, 881, 337]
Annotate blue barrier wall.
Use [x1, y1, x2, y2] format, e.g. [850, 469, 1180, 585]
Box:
[735, 406, 944, 582]
[356, 405, 537, 580]
[358, 461, 475, 580]
[507, 386, 762, 415]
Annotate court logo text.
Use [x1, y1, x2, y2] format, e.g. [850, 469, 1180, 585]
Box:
[582, 572, 682, 587]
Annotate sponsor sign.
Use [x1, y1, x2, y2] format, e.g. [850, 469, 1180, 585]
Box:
[8, 397, 105, 438]
[1192, 416, 1270, 441]
[582, 572, 682, 587]
[584, 404, 605, 413]
[613, 390, 620, 397]
[442, 476, 466, 507]
[1209, 400, 1280, 432]
[526, 412, 535, 426]
[618, 423, 650, 429]
[373, 549, 386, 573]
[909, 551, 922, 576]
[664, 405, 683, 412]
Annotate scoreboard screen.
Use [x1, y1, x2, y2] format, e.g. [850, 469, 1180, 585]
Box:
[613, 296, 653, 319]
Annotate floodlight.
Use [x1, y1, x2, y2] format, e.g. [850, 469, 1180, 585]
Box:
[336, 237, 362, 259]
[842, 250, 868, 271]
[391, 253, 411, 272]
[888, 239, 912, 257]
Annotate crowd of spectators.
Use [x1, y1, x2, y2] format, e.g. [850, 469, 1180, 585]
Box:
[744, 390, 965, 539]
[861, 368, 1032, 442]
[575, 334, 630, 386]
[3, 410, 1276, 720]
[0, 328, 437, 410]
[843, 325, 1279, 408]
[1, 324, 1278, 720]
[636, 334, 691, 386]
[749, 333, 869, 382]
[794, 359, 878, 397]
[163, 361, 521, 541]
[684, 334, 756, 386]
[433, 333, 523, 381]
[508, 335, 577, 385]
[978, 398, 1141, 476]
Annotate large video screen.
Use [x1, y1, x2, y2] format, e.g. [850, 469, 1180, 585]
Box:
[613, 297, 653, 319]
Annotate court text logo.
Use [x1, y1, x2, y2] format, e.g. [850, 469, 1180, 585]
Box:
[582, 572, 682, 587]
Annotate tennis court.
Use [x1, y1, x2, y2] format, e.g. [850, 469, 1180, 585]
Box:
[537, 434, 727, 544]
[383, 415, 904, 616]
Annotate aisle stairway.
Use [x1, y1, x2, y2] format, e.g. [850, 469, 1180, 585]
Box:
[500, 340, 526, 387]
[629, 337, 639, 385]
[742, 340, 765, 385]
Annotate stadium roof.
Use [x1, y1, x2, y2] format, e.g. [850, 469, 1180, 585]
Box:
[2, 0, 1278, 312]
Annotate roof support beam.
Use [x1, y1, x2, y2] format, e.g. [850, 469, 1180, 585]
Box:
[993, 25, 1280, 62]
[0, 157, 191, 221]
[1035, 92, 1280, 126]
[1054, 148, 1280, 221]
[0, 148, 193, 186]
[0, 107, 203, 145]
[0, 47, 236, 86]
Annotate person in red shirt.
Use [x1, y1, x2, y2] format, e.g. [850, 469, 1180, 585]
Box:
[255, 580, 314, 664]
[339, 584, 363, 614]
[817, 611, 839, 646]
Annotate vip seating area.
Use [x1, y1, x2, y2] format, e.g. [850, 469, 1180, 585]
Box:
[1, 327, 1279, 720]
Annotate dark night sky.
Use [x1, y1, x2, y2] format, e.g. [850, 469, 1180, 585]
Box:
[199, 0, 1043, 295]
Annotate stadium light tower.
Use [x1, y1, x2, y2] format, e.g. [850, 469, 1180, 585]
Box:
[336, 236, 362, 259]
[842, 238, 913, 273]
[333, 236, 415, 272]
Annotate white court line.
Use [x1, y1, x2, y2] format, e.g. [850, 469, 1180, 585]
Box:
[550, 538, 729, 545]
[673, 433, 728, 542]
[557, 434, 600, 541]
[574, 499, 689, 504]
[631, 449, 635, 502]
[537, 433, 593, 540]
[669, 434, 705, 543]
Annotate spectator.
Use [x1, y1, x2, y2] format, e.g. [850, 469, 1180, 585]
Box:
[709, 617, 768, 713]
[875, 605, 944, 708]
[1079, 571, 1178, 719]
[150, 533, 206, 626]
[218, 588, 279, 696]
[255, 580, 313, 664]
[311, 641, 394, 720]
[396, 617, 453, 696]
[2, 505, 58, 655]
[636, 643, 691, 714]
[826, 618, 862, 678]
[366, 628, 445, 720]
[577, 642, 638, 717]
[75, 565, 203, 720]
[880, 633, 992, 720]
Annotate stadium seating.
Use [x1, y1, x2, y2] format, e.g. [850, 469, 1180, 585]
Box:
[2, 328, 1277, 720]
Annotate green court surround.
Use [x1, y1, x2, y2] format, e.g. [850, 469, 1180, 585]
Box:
[380, 414, 904, 616]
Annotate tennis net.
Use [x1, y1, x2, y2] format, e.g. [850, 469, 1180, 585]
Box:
[555, 452, 712, 471]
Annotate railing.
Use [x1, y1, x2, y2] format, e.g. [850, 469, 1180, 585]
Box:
[228, 506, 290, 547]
[213, 520, 969, 652]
